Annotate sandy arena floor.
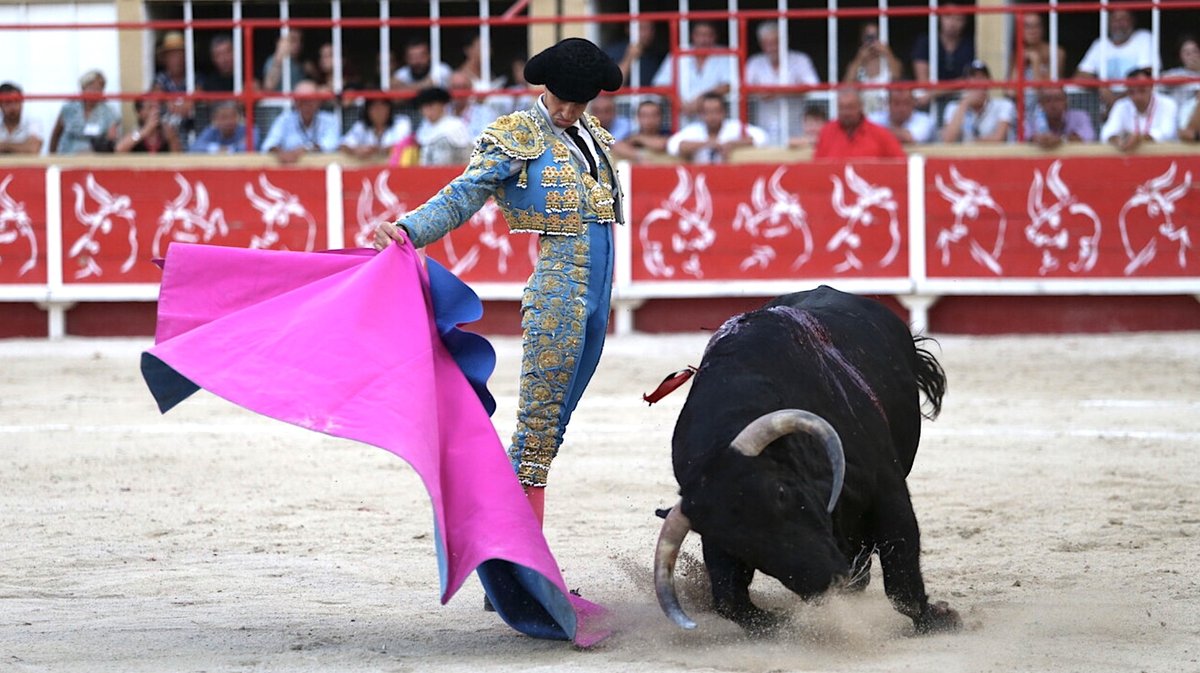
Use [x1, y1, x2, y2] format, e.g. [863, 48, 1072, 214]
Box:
[2, 330, 1199, 673]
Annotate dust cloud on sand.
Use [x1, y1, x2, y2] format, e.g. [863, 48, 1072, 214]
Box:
[2, 332, 1198, 672]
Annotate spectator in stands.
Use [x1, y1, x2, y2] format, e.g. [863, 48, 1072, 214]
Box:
[843, 21, 902, 116]
[312, 43, 363, 93]
[910, 1, 975, 108]
[1101, 67, 1178, 151]
[49, 70, 120, 154]
[612, 99, 670, 162]
[1179, 88, 1200, 142]
[260, 80, 339, 163]
[153, 31, 195, 137]
[414, 86, 471, 166]
[189, 101, 251, 153]
[869, 87, 935, 145]
[1075, 9, 1157, 109]
[666, 91, 767, 164]
[604, 20, 667, 86]
[450, 70, 507, 139]
[490, 56, 537, 115]
[940, 60, 1016, 143]
[653, 21, 736, 118]
[1010, 13, 1066, 83]
[340, 98, 412, 161]
[1163, 35, 1200, 111]
[814, 88, 904, 158]
[262, 29, 309, 92]
[0, 82, 44, 154]
[787, 106, 828, 149]
[115, 96, 183, 153]
[587, 94, 631, 141]
[392, 39, 453, 91]
[1025, 87, 1095, 149]
[456, 35, 503, 91]
[199, 35, 236, 92]
[746, 22, 820, 146]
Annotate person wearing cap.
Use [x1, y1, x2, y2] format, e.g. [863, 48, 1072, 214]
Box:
[1101, 67, 1179, 152]
[372, 38, 624, 525]
[49, 70, 121, 154]
[413, 86, 472, 165]
[152, 31, 195, 138]
[940, 60, 1016, 143]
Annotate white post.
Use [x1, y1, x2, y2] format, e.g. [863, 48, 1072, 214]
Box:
[827, 0, 838, 85]
[332, 0, 343, 93]
[906, 153, 927, 290]
[325, 164, 344, 250]
[431, 0, 442, 82]
[1150, 0, 1160, 78]
[480, 0, 492, 89]
[280, 0, 292, 92]
[777, 0, 790, 143]
[233, 0, 244, 92]
[1098, 0, 1109, 81]
[1048, 0, 1058, 80]
[630, 0, 642, 88]
[184, 0, 196, 92]
[45, 166, 65, 340]
[379, 0, 390, 90]
[613, 161, 636, 335]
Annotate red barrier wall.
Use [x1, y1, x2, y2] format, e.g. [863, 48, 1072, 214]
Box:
[2, 158, 1199, 337]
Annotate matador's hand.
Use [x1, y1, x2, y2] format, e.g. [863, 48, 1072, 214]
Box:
[373, 222, 409, 251]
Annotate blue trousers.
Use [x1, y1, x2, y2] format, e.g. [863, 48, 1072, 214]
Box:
[507, 220, 614, 487]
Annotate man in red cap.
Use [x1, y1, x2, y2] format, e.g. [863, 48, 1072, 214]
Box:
[374, 38, 624, 526]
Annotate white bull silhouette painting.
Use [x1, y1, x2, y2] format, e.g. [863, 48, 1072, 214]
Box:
[1025, 160, 1102, 275]
[153, 174, 229, 257]
[933, 165, 1008, 275]
[0, 175, 37, 276]
[828, 166, 901, 273]
[69, 173, 138, 279]
[732, 166, 812, 272]
[244, 174, 317, 251]
[640, 167, 716, 278]
[1118, 162, 1194, 276]
[355, 170, 409, 248]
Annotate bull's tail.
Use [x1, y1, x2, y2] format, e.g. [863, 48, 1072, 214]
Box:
[913, 335, 946, 420]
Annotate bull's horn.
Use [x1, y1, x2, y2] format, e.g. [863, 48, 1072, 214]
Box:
[730, 409, 846, 513]
[653, 502, 697, 630]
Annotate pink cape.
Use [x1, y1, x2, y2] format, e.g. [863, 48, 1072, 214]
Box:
[141, 242, 607, 645]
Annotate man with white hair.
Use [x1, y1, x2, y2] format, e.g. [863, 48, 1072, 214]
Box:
[745, 22, 819, 146]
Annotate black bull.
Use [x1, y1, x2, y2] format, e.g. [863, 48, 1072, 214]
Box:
[654, 285, 962, 634]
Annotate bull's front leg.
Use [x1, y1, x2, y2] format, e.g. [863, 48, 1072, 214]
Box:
[871, 483, 962, 634]
[701, 538, 787, 634]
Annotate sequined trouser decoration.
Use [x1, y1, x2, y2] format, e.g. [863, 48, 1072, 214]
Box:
[507, 220, 615, 487]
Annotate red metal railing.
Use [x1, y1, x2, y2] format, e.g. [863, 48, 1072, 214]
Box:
[3, 2, 1200, 151]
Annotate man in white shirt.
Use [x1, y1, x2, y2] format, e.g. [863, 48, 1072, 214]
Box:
[391, 40, 453, 91]
[1101, 67, 1179, 151]
[940, 60, 1017, 143]
[1075, 9, 1158, 108]
[260, 80, 341, 164]
[667, 92, 767, 163]
[745, 22, 820, 146]
[653, 22, 736, 118]
[0, 82, 44, 154]
[868, 87, 935, 144]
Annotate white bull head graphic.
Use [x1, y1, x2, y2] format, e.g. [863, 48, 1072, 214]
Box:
[354, 170, 408, 248]
[639, 166, 715, 278]
[0, 175, 37, 276]
[933, 165, 1007, 275]
[732, 166, 812, 271]
[828, 166, 901, 273]
[1118, 162, 1193, 276]
[68, 173, 138, 279]
[1025, 161, 1101, 275]
[244, 175, 317, 251]
[153, 174, 229, 257]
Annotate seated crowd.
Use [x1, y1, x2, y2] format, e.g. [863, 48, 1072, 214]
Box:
[2, 12, 1199, 162]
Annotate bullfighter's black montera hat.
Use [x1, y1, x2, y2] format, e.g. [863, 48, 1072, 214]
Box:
[523, 38, 623, 103]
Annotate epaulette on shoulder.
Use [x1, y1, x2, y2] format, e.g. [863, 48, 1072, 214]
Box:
[480, 110, 546, 160]
[584, 113, 616, 147]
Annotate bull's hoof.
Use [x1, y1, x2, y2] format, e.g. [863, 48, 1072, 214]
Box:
[914, 600, 961, 634]
[720, 605, 790, 637]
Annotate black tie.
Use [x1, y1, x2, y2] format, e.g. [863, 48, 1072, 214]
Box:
[565, 126, 599, 180]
